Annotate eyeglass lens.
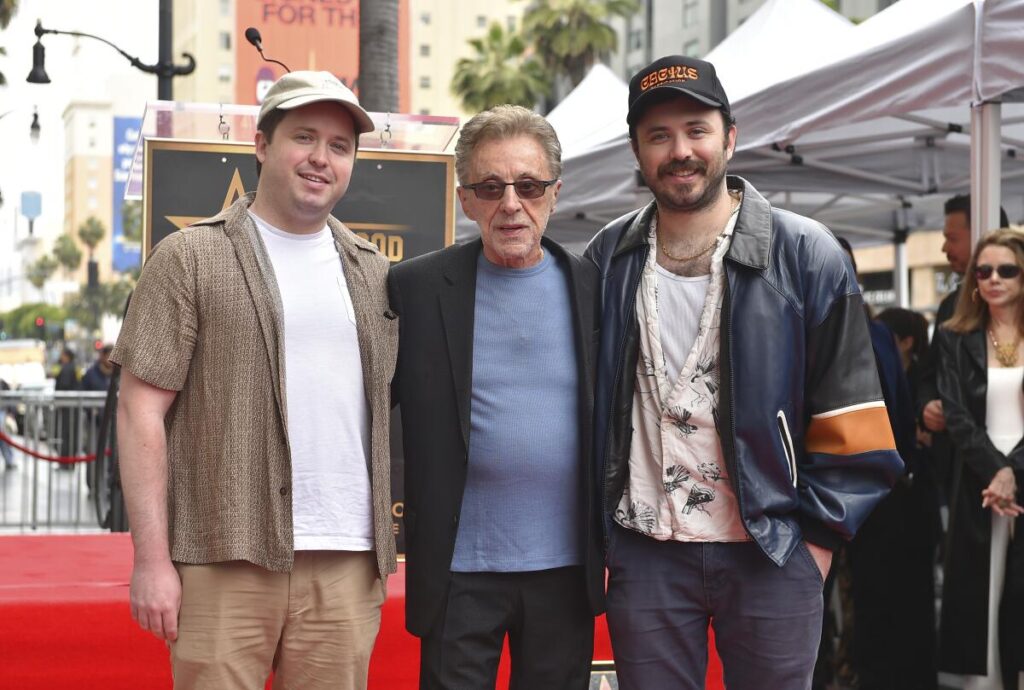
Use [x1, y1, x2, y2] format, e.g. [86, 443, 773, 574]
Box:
[975, 264, 1022, 280]
[472, 180, 549, 200]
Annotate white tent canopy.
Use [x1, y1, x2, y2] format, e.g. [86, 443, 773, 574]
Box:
[703, 0, 854, 103]
[726, 0, 1024, 240]
[546, 63, 629, 160]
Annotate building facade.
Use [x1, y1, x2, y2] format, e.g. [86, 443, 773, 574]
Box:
[408, 0, 526, 119]
[62, 101, 115, 290]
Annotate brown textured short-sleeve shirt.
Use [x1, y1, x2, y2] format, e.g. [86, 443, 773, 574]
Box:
[112, 194, 398, 576]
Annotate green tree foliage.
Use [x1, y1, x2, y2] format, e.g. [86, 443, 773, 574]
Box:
[53, 234, 83, 274]
[77, 217, 106, 259]
[1, 303, 65, 339]
[0, 0, 19, 87]
[451, 22, 550, 113]
[522, 0, 638, 89]
[0, 0, 17, 27]
[65, 278, 135, 331]
[26, 255, 58, 290]
[122, 200, 143, 243]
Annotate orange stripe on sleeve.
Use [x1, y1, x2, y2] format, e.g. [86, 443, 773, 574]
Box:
[805, 406, 896, 456]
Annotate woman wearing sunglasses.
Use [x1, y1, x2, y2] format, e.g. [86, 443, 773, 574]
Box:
[936, 228, 1024, 690]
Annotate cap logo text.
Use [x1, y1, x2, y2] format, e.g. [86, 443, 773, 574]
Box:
[640, 65, 700, 91]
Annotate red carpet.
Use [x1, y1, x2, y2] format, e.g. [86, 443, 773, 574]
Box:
[0, 534, 723, 689]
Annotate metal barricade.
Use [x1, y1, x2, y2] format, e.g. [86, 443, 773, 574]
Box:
[0, 390, 111, 532]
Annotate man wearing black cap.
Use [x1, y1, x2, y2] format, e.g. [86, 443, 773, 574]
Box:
[112, 71, 398, 689]
[585, 56, 903, 689]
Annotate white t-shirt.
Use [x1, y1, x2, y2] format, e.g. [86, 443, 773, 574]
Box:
[654, 267, 710, 385]
[251, 211, 373, 552]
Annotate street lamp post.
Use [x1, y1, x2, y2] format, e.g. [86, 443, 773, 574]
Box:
[0, 110, 41, 212]
[26, 0, 194, 100]
[0, 108, 39, 144]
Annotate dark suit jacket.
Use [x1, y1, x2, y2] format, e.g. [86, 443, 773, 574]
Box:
[917, 287, 960, 492]
[917, 286, 960, 414]
[388, 237, 605, 637]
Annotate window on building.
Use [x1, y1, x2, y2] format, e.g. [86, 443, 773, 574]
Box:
[219, 31, 231, 50]
[420, 108, 431, 115]
[420, 44, 430, 57]
[683, 0, 699, 27]
[219, 0, 230, 16]
[477, 15, 487, 28]
[684, 39, 700, 57]
[218, 65, 232, 83]
[507, 16, 516, 31]
[420, 12, 431, 25]
[420, 76, 431, 89]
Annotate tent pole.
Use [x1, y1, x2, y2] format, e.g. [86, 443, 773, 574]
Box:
[894, 237, 910, 308]
[970, 101, 1002, 247]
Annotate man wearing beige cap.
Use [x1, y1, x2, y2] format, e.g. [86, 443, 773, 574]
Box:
[112, 71, 398, 689]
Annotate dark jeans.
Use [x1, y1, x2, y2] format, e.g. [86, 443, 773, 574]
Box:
[419, 566, 593, 690]
[607, 524, 824, 690]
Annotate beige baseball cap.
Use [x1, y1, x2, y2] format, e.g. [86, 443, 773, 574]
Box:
[257, 70, 375, 134]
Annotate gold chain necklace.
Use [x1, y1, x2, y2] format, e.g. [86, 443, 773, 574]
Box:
[659, 233, 719, 262]
[657, 192, 740, 263]
[989, 329, 1021, 367]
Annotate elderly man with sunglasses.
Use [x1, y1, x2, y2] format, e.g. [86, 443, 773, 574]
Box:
[389, 105, 605, 690]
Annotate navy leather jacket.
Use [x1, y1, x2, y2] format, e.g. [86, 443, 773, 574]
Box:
[585, 177, 904, 566]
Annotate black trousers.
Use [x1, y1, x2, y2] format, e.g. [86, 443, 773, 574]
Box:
[848, 480, 939, 690]
[419, 566, 594, 690]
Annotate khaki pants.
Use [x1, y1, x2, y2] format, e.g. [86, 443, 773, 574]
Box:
[170, 551, 385, 690]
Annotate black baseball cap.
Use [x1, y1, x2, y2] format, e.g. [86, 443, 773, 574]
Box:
[627, 55, 731, 127]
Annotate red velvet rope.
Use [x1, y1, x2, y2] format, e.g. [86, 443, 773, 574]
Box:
[0, 429, 108, 464]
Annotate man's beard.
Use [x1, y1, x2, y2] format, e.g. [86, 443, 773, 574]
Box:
[645, 150, 728, 214]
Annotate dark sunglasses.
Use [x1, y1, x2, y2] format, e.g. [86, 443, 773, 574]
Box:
[974, 263, 1022, 280]
[462, 178, 558, 201]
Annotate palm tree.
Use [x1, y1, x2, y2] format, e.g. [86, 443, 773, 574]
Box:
[77, 217, 106, 260]
[522, 0, 638, 89]
[52, 234, 83, 277]
[0, 0, 19, 86]
[451, 23, 550, 113]
[122, 200, 143, 243]
[26, 255, 58, 291]
[359, 0, 399, 113]
[0, 0, 17, 27]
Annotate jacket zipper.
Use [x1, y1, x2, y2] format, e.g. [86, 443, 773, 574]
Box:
[776, 409, 798, 487]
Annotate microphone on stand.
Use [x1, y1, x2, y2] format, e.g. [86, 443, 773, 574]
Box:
[244, 27, 291, 73]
